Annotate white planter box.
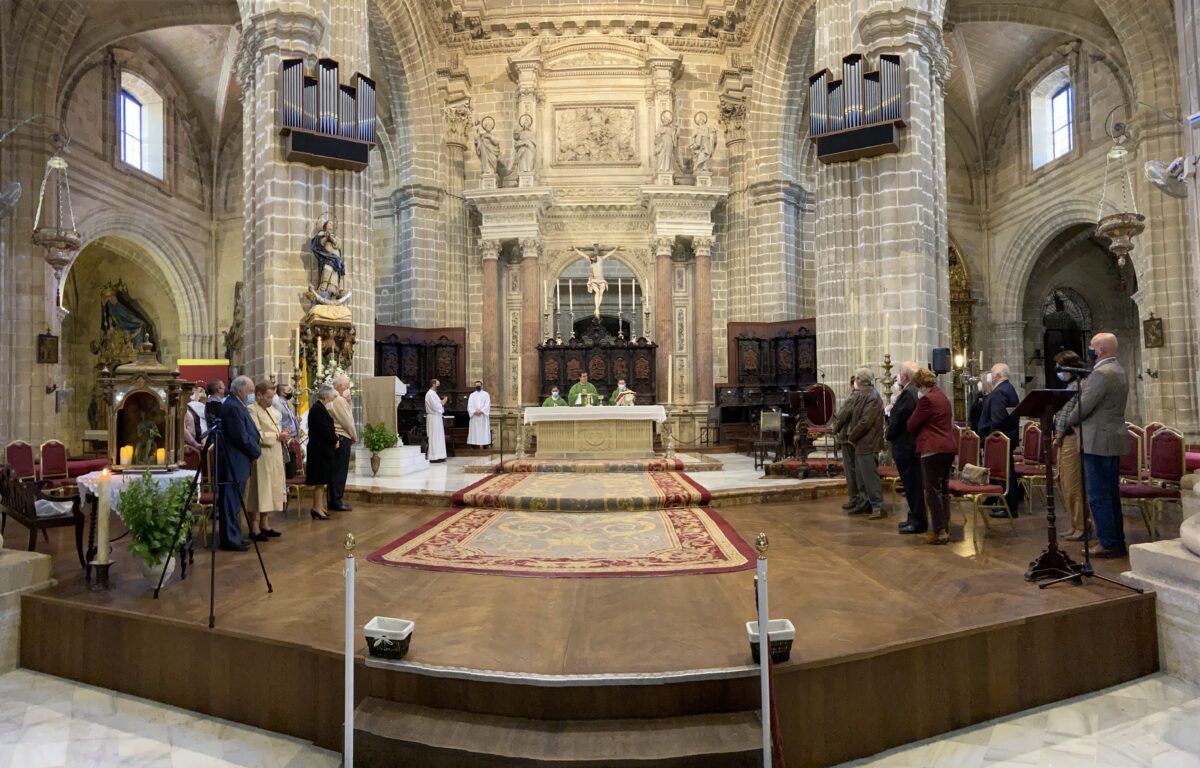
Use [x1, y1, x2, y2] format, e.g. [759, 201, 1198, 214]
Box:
[746, 619, 795, 664]
[354, 445, 429, 478]
[364, 616, 414, 660]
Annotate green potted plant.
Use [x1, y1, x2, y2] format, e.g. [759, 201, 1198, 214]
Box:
[362, 422, 399, 477]
[119, 472, 193, 585]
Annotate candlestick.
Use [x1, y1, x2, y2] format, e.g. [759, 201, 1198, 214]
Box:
[155, 448, 166, 466]
[95, 470, 111, 565]
[119, 445, 133, 466]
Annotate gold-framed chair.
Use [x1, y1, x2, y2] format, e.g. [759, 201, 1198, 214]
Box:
[1120, 426, 1184, 541]
[1014, 423, 1046, 510]
[39, 439, 70, 482]
[950, 432, 1016, 552]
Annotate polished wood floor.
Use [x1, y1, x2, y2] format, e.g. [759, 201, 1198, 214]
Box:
[23, 492, 1158, 677]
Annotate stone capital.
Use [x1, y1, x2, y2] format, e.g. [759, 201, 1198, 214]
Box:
[652, 236, 676, 256]
[519, 238, 541, 259]
[718, 95, 747, 146]
[443, 98, 473, 149]
[480, 239, 501, 261]
[693, 236, 715, 257]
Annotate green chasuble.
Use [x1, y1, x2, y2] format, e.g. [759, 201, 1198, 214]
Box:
[608, 388, 637, 406]
[567, 381, 600, 406]
[541, 394, 569, 407]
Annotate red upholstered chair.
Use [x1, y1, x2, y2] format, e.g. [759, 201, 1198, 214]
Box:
[1119, 428, 1145, 483]
[5, 441, 35, 482]
[39, 440, 69, 482]
[955, 428, 980, 474]
[1014, 423, 1046, 509]
[877, 460, 901, 510]
[285, 439, 315, 519]
[950, 432, 1016, 552]
[1144, 422, 1166, 445]
[192, 445, 217, 547]
[1126, 424, 1148, 480]
[1120, 427, 1185, 541]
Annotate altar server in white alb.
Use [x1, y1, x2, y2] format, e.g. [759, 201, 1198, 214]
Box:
[424, 378, 449, 463]
[466, 380, 491, 448]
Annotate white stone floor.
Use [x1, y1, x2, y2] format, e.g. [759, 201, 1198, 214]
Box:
[2, 668, 1197, 768]
[344, 451, 816, 495]
[0, 670, 338, 768]
[836, 673, 1200, 768]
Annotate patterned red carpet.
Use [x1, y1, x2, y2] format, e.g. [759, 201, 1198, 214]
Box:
[495, 457, 685, 473]
[369, 471, 753, 577]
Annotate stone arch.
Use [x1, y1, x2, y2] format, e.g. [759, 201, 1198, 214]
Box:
[67, 212, 211, 357]
[993, 198, 1146, 325]
[745, 0, 818, 178]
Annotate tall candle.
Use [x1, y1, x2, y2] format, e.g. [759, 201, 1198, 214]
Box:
[556, 280, 561, 311]
[668, 354, 674, 403]
[978, 350, 983, 369]
[910, 325, 917, 362]
[294, 326, 300, 370]
[155, 448, 166, 466]
[618, 278, 623, 313]
[317, 335, 323, 376]
[119, 445, 133, 466]
[568, 279, 574, 311]
[269, 335, 275, 373]
[884, 314, 890, 356]
[516, 356, 522, 405]
[95, 470, 111, 565]
[860, 326, 867, 363]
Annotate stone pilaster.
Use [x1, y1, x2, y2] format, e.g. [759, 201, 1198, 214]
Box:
[813, 1, 951, 389]
[1178, 0, 1200, 437]
[480, 239, 501, 395]
[693, 236, 715, 405]
[653, 236, 674, 402]
[719, 95, 750, 321]
[519, 238, 542, 404]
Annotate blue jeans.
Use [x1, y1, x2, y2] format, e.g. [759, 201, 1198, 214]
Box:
[1082, 453, 1125, 551]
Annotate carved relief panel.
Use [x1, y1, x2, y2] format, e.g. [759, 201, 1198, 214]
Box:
[553, 105, 639, 166]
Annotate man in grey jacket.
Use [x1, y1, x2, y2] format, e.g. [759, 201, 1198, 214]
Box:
[1066, 332, 1129, 557]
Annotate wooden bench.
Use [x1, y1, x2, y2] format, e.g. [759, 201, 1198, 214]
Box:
[0, 465, 86, 565]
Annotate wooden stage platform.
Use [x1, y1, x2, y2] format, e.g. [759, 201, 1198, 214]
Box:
[19, 493, 1158, 767]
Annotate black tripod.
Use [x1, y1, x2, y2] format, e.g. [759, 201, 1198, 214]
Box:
[153, 418, 274, 626]
[1039, 372, 1141, 593]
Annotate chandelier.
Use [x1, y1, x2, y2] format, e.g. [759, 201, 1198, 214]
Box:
[1095, 130, 1143, 268]
[31, 133, 81, 278]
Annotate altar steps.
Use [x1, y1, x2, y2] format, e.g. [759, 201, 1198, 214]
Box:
[354, 698, 762, 768]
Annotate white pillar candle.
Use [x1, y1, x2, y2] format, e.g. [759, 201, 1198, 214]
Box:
[95, 470, 111, 565]
[317, 336, 323, 376]
[668, 354, 674, 403]
[618, 278, 623, 313]
[294, 326, 300, 370]
[860, 326, 867, 363]
[556, 280, 561, 311]
[516, 356, 522, 405]
[568, 279, 574, 311]
[910, 325, 917, 362]
[884, 314, 890, 356]
[978, 350, 983, 369]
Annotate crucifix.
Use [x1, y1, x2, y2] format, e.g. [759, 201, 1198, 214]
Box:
[571, 243, 622, 318]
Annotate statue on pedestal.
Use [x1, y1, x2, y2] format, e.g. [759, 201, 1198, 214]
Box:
[474, 116, 500, 177]
[653, 110, 676, 180]
[513, 113, 536, 177]
[223, 281, 244, 367]
[306, 216, 353, 324]
[572, 243, 621, 319]
[690, 111, 716, 174]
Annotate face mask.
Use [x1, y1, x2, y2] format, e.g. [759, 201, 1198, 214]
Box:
[552, 392, 559, 399]
[619, 384, 626, 391]
[917, 389, 926, 399]
[1086, 348, 1098, 362]
[976, 381, 983, 393]
[985, 373, 993, 384]
[247, 394, 256, 405]
[475, 385, 482, 392]
[1057, 371, 1071, 382]
[282, 392, 293, 400]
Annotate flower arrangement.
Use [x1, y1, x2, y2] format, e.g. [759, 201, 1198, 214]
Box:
[363, 422, 398, 454]
[315, 357, 355, 392]
[119, 473, 194, 569]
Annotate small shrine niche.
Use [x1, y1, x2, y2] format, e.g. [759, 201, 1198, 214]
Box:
[95, 343, 188, 470]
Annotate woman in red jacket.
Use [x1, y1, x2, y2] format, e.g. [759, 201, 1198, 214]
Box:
[906, 368, 958, 544]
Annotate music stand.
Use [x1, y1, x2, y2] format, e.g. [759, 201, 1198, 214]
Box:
[1012, 389, 1078, 581]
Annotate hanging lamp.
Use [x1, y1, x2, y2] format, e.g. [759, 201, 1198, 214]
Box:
[1095, 128, 1144, 268]
[31, 132, 81, 294]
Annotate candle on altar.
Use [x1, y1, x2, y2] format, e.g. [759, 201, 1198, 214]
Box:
[860, 326, 867, 363]
[668, 354, 674, 403]
[516, 356, 522, 404]
[884, 314, 890, 357]
[155, 448, 166, 466]
[618, 278, 623, 313]
[95, 469, 112, 565]
[294, 326, 300, 370]
[556, 280, 561, 311]
[269, 335, 275, 373]
[978, 350, 983, 369]
[910, 325, 917, 362]
[317, 336, 323, 375]
[119, 445, 133, 466]
[568, 279, 574, 311]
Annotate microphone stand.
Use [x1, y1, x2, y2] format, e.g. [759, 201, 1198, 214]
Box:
[1039, 369, 1142, 593]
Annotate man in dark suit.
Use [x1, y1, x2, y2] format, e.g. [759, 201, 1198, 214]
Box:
[216, 376, 261, 552]
[978, 362, 1023, 517]
[888, 362, 926, 534]
[1066, 333, 1130, 557]
[205, 379, 226, 430]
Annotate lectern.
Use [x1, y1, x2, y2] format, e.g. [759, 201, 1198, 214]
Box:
[1012, 389, 1077, 580]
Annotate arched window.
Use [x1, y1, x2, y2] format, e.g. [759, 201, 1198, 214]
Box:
[1030, 67, 1072, 169]
[119, 72, 164, 179]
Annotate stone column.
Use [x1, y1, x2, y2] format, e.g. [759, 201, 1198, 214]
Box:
[719, 97, 749, 320]
[813, 1, 950, 388]
[992, 321, 1027, 388]
[653, 236, 674, 402]
[519, 238, 542, 404]
[693, 236, 715, 405]
[480, 239, 501, 394]
[1180, 0, 1200, 437]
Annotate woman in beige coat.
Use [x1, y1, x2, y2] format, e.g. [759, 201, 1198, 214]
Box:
[246, 377, 291, 540]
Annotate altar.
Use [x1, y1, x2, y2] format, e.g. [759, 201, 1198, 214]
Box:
[523, 405, 667, 459]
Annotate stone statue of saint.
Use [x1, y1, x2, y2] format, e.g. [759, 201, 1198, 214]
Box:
[572, 244, 622, 318]
[223, 281, 244, 367]
[513, 113, 536, 175]
[134, 412, 161, 465]
[474, 116, 499, 175]
[653, 110, 676, 175]
[690, 111, 716, 173]
[309, 217, 352, 306]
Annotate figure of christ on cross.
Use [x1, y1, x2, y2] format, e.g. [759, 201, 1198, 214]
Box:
[571, 243, 622, 318]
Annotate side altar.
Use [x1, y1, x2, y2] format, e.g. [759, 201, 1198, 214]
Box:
[524, 405, 666, 459]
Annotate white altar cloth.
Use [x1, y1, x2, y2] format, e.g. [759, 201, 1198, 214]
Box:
[523, 405, 667, 425]
[76, 469, 196, 519]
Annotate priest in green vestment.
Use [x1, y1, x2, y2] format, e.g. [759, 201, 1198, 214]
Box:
[541, 386, 569, 407]
[567, 372, 600, 406]
[608, 378, 637, 406]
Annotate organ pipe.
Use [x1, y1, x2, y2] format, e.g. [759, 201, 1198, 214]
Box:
[807, 54, 906, 138]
